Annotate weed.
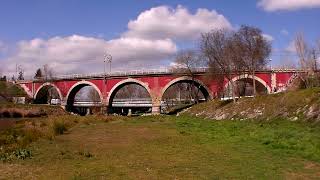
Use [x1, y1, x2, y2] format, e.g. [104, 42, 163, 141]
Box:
[0, 148, 32, 161]
[78, 150, 93, 158]
[52, 120, 67, 135]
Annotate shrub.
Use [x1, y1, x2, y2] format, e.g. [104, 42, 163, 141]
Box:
[11, 110, 23, 118]
[0, 149, 32, 161]
[20, 125, 43, 147]
[78, 150, 93, 158]
[52, 119, 68, 135]
[1, 110, 11, 118]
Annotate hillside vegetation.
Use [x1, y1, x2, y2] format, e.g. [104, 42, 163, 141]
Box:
[0, 81, 65, 118]
[0, 104, 67, 118]
[0, 81, 26, 102]
[183, 88, 320, 123]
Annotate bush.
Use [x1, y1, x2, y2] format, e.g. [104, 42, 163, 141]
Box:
[11, 110, 23, 118]
[53, 120, 67, 135]
[1, 110, 11, 118]
[20, 124, 43, 146]
[0, 149, 32, 161]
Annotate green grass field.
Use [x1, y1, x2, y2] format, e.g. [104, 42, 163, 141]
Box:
[1, 115, 320, 179]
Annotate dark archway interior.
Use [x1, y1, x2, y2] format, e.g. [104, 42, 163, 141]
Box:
[66, 84, 101, 115]
[108, 83, 151, 115]
[161, 80, 210, 113]
[224, 78, 268, 97]
[34, 86, 60, 104]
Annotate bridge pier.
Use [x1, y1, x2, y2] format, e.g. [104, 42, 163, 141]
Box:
[151, 105, 161, 115]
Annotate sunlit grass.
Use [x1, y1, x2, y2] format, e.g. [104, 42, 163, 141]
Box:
[1, 115, 319, 179]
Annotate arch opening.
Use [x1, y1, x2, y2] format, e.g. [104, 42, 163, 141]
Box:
[34, 85, 61, 105]
[161, 79, 210, 114]
[224, 77, 269, 98]
[108, 82, 152, 115]
[66, 82, 102, 116]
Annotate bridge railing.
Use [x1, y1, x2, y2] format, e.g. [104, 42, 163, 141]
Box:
[49, 67, 211, 80]
[15, 68, 302, 82]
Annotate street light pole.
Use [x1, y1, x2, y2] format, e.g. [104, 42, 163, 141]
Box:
[103, 53, 112, 114]
[104, 54, 112, 74]
[269, 58, 272, 70]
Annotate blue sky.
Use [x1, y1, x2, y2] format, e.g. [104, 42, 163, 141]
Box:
[1, 0, 320, 77]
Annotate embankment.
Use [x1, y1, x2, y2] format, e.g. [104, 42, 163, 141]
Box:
[183, 88, 320, 123]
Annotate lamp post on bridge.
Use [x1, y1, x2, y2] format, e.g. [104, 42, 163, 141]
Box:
[103, 53, 112, 114]
[268, 58, 272, 70]
[105, 54, 112, 75]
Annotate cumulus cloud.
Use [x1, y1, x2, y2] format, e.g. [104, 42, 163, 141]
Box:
[2, 35, 177, 78]
[124, 5, 232, 40]
[258, 0, 320, 11]
[1, 5, 231, 78]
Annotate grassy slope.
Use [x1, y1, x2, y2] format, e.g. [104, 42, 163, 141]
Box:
[0, 81, 26, 98]
[0, 81, 66, 118]
[1, 115, 320, 179]
[185, 88, 320, 122]
[0, 103, 66, 114]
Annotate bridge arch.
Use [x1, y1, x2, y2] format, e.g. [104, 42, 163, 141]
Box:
[160, 76, 213, 101]
[34, 82, 63, 104]
[65, 80, 103, 111]
[224, 74, 271, 96]
[106, 78, 152, 106]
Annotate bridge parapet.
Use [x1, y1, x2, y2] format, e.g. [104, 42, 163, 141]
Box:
[15, 68, 302, 82]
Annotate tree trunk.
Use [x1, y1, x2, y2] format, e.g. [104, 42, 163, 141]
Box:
[231, 81, 236, 102]
[252, 69, 256, 96]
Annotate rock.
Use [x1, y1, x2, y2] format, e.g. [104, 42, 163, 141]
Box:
[306, 105, 319, 119]
[214, 113, 226, 120]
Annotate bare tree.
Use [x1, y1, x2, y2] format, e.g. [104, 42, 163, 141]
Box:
[310, 48, 318, 71]
[43, 64, 54, 81]
[88, 88, 100, 103]
[200, 26, 271, 99]
[172, 49, 205, 103]
[235, 25, 271, 96]
[34, 68, 43, 79]
[295, 32, 309, 71]
[294, 33, 320, 88]
[17, 68, 24, 80]
[200, 29, 239, 101]
[114, 84, 150, 99]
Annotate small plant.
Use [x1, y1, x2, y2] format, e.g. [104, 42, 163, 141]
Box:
[53, 120, 67, 135]
[13, 149, 32, 160]
[78, 150, 93, 158]
[20, 125, 43, 146]
[0, 149, 32, 161]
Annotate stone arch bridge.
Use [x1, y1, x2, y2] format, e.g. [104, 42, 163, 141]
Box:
[17, 69, 298, 114]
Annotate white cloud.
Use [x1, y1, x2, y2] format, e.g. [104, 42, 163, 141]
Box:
[262, 34, 274, 41]
[258, 0, 320, 11]
[124, 5, 232, 40]
[1, 5, 231, 78]
[2, 35, 176, 78]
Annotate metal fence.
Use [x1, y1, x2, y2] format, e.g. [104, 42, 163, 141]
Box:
[16, 68, 301, 82]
